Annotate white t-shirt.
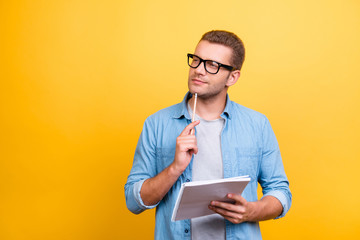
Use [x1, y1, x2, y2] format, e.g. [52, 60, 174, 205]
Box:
[188, 103, 226, 240]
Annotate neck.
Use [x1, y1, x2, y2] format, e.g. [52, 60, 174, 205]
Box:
[188, 91, 227, 121]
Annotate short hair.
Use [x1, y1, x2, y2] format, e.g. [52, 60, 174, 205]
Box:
[200, 30, 245, 70]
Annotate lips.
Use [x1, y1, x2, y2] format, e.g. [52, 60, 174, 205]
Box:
[192, 78, 207, 85]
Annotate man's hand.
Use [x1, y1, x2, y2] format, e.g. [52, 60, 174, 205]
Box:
[208, 194, 283, 224]
[171, 120, 200, 175]
[141, 120, 200, 206]
[208, 194, 256, 224]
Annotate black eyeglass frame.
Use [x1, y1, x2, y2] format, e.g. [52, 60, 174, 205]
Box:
[187, 53, 237, 74]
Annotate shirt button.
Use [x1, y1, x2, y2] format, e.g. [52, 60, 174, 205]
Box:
[185, 229, 189, 233]
[186, 179, 190, 182]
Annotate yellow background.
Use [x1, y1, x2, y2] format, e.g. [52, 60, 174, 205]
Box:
[1, 0, 359, 239]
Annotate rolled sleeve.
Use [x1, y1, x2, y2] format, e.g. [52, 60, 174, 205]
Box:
[125, 179, 159, 214]
[259, 117, 292, 219]
[125, 117, 159, 214]
[262, 189, 292, 219]
[133, 179, 159, 210]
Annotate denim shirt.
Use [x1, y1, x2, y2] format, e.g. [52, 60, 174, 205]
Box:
[125, 93, 292, 240]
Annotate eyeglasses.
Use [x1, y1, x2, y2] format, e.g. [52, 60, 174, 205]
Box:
[187, 53, 236, 74]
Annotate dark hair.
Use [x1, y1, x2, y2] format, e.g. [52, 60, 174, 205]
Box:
[200, 30, 245, 70]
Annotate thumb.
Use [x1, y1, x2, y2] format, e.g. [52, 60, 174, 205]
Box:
[227, 194, 247, 205]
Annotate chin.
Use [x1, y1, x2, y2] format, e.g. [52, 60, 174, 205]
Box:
[189, 90, 203, 97]
[188, 85, 203, 95]
[188, 87, 196, 95]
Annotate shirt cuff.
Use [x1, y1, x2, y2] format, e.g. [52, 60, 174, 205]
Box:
[262, 190, 290, 219]
[133, 179, 159, 211]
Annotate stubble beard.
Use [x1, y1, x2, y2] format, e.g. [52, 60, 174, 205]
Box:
[188, 74, 230, 101]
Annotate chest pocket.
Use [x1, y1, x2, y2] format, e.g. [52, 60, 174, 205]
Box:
[234, 147, 261, 181]
[155, 147, 176, 175]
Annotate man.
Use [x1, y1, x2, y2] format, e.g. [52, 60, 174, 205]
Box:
[125, 30, 292, 240]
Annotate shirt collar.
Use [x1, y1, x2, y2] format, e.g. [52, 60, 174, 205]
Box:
[172, 92, 232, 120]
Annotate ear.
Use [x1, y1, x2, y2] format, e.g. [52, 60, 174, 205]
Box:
[226, 70, 241, 87]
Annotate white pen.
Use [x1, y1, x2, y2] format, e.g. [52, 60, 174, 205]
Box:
[190, 93, 197, 135]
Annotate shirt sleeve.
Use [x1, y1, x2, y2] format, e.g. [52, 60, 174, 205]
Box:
[258, 117, 292, 219]
[124, 117, 160, 214]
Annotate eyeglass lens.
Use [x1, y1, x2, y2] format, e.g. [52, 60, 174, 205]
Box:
[188, 55, 220, 74]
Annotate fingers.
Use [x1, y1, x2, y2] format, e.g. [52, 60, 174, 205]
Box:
[209, 200, 245, 214]
[209, 194, 247, 208]
[226, 194, 247, 205]
[176, 136, 198, 154]
[180, 120, 200, 136]
[208, 194, 249, 224]
[188, 147, 198, 155]
[177, 121, 200, 155]
[208, 204, 246, 224]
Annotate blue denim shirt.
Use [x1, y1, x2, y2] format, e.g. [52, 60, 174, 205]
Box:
[125, 93, 292, 240]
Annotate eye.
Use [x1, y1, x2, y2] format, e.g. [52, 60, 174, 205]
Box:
[190, 56, 201, 67]
[192, 58, 199, 63]
[207, 61, 220, 69]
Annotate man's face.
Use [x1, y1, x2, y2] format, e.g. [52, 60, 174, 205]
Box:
[188, 40, 235, 99]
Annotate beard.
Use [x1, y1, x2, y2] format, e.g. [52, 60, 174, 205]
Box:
[188, 73, 230, 100]
[192, 85, 229, 100]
